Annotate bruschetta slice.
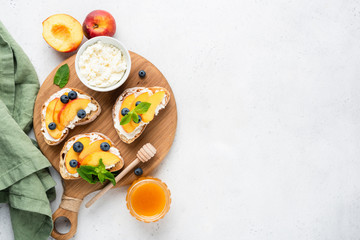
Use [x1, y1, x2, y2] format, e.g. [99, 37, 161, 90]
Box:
[59, 132, 123, 180]
[112, 87, 170, 144]
[40, 88, 101, 145]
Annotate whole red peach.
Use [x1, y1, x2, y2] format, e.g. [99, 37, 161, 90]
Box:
[82, 10, 116, 39]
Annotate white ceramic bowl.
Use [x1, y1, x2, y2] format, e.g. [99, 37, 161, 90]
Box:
[75, 36, 131, 92]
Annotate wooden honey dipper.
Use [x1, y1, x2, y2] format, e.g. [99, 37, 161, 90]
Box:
[85, 143, 157, 208]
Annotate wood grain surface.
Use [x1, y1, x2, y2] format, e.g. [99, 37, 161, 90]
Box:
[32, 52, 177, 240]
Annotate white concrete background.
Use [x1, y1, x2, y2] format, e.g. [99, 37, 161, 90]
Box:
[1, 0, 360, 239]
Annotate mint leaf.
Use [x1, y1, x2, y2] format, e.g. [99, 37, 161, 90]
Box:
[54, 64, 70, 88]
[132, 112, 139, 123]
[134, 102, 151, 114]
[79, 165, 97, 175]
[120, 113, 131, 125]
[77, 168, 97, 184]
[98, 159, 105, 169]
[98, 173, 105, 183]
[104, 171, 116, 186]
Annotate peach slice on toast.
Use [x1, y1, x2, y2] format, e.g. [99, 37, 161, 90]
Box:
[53, 92, 68, 130]
[45, 99, 63, 139]
[64, 137, 91, 175]
[59, 99, 91, 127]
[79, 139, 112, 161]
[129, 92, 150, 129]
[81, 151, 122, 167]
[142, 91, 166, 123]
[118, 94, 136, 133]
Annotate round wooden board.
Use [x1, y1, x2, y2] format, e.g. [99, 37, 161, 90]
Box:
[34, 52, 177, 195]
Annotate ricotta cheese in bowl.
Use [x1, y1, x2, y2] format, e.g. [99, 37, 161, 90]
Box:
[79, 41, 126, 87]
[75, 36, 131, 92]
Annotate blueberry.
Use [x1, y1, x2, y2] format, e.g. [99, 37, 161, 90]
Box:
[60, 95, 69, 104]
[137, 115, 142, 123]
[77, 109, 86, 119]
[69, 159, 78, 168]
[135, 101, 141, 106]
[100, 142, 110, 151]
[134, 167, 143, 176]
[68, 91, 77, 100]
[138, 70, 146, 78]
[73, 142, 84, 152]
[121, 108, 130, 116]
[48, 122, 56, 130]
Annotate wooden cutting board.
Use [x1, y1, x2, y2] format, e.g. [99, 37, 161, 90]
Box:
[32, 52, 177, 240]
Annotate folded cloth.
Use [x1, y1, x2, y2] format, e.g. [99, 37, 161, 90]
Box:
[0, 21, 56, 240]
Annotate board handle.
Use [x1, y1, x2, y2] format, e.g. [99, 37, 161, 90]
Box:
[51, 195, 83, 240]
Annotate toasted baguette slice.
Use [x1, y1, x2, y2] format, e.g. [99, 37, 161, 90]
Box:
[59, 132, 124, 180]
[112, 87, 171, 144]
[40, 88, 101, 145]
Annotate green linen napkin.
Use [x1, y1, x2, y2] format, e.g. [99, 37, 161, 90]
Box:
[0, 21, 56, 240]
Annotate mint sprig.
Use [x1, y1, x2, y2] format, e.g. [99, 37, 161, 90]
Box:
[76, 159, 116, 186]
[120, 102, 151, 125]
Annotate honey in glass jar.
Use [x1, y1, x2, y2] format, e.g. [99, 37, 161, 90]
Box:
[126, 177, 171, 222]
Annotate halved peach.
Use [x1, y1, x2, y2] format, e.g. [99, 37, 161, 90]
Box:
[65, 137, 91, 174]
[42, 14, 83, 52]
[142, 91, 166, 122]
[79, 139, 112, 161]
[59, 99, 91, 127]
[45, 99, 63, 139]
[81, 151, 121, 167]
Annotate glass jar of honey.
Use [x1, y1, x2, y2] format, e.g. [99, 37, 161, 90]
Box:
[126, 177, 171, 223]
